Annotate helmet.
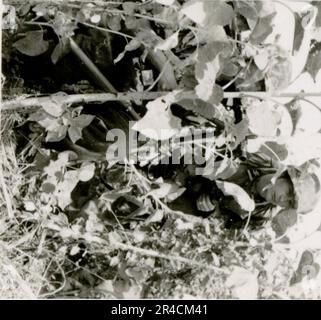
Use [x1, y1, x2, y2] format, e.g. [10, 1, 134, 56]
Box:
[287, 167, 321, 214]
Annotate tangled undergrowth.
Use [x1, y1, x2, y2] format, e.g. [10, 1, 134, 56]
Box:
[1, 0, 321, 299]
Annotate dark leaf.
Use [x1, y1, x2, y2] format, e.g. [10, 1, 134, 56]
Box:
[106, 14, 122, 31]
[249, 13, 276, 45]
[181, 0, 234, 27]
[305, 41, 321, 82]
[68, 126, 83, 144]
[284, 100, 302, 134]
[176, 99, 215, 119]
[68, 114, 95, 143]
[42, 182, 56, 193]
[271, 208, 297, 237]
[51, 39, 71, 64]
[122, 2, 136, 14]
[236, 62, 264, 90]
[13, 30, 49, 56]
[293, 13, 305, 53]
[235, 0, 258, 20]
[46, 126, 68, 142]
[262, 141, 288, 161]
[290, 251, 320, 285]
[195, 42, 233, 80]
[312, 1, 321, 27]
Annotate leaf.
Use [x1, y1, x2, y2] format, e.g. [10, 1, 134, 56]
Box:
[122, 2, 136, 14]
[46, 126, 68, 142]
[78, 162, 95, 182]
[226, 266, 259, 299]
[249, 13, 276, 45]
[181, 0, 234, 27]
[51, 39, 70, 64]
[155, 0, 175, 5]
[293, 13, 305, 54]
[90, 14, 101, 24]
[312, 1, 321, 27]
[155, 31, 179, 51]
[262, 141, 288, 161]
[195, 55, 222, 104]
[41, 94, 68, 117]
[114, 38, 141, 64]
[246, 101, 280, 137]
[290, 251, 320, 285]
[42, 182, 56, 194]
[272, 208, 298, 237]
[68, 114, 95, 143]
[144, 209, 164, 224]
[52, 12, 77, 39]
[305, 41, 321, 82]
[235, 1, 258, 20]
[284, 100, 302, 134]
[13, 30, 49, 56]
[56, 170, 80, 209]
[67, 126, 83, 144]
[265, 55, 292, 91]
[132, 92, 182, 140]
[106, 14, 122, 31]
[176, 99, 216, 119]
[233, 118, 249, 146]
[149, 182, 181, 199]
[254, 51, 269, 70]
[216, 181, 255, 212]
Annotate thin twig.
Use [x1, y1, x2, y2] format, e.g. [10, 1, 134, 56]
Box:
[109, 240, 228, 273]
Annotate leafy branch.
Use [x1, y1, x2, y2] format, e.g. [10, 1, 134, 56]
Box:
[4, 91, 321, 111]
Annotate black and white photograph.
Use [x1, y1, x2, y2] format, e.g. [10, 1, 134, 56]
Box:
[1, 0, 321, 302]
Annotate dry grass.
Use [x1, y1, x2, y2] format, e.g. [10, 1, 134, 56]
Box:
[0, 111, 46, 298]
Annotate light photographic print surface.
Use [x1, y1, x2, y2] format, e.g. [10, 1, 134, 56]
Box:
[1, 0, 321, 301]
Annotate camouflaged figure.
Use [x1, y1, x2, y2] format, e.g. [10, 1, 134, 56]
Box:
[170, 152, 320, 223]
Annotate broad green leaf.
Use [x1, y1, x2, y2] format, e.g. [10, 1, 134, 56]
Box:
[68, 126, 83, 144]
[216, 181, 255, 212]
[155, 31, 179, 51]
[68, 114, 95, 143]
[249, 13, 276, 44]
[51, 39, 71, 64]
[181, 0, 234, 27]
[78, 162, 95, 182]
[43, 151, 72, 177]
[246, 101, 280, 137]
[132, 92, 182, 140]
[195, 56, 221, 103]
[154, 0, 175, 5]
[312, 1, 321, 27]
[41, 94, 67, 117]
[13, 30, 49, 56]
[196, 42, 232, 79]
[293, 13, 305, 53]
[272, 208, 297, 237]
[305, 41, 321, 82]
[226, 266, 258, 299]
[122, 2, 136, 14]
[42, 182, 56, 194]
[265, 55, 292, 91]
[176, 99, 216, 119]
[290, 250, 320, 285]
[235, 1, 258, 20]
[190, 26, 228, 45]
[56, 170, 80, 209]
[114, 38, 141, 64]
[46, 126, 68, 142]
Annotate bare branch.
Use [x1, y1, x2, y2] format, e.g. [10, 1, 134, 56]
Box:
[3, 91, 321, 112]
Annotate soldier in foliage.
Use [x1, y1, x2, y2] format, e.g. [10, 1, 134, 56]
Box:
[169, 152, 320, 225]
